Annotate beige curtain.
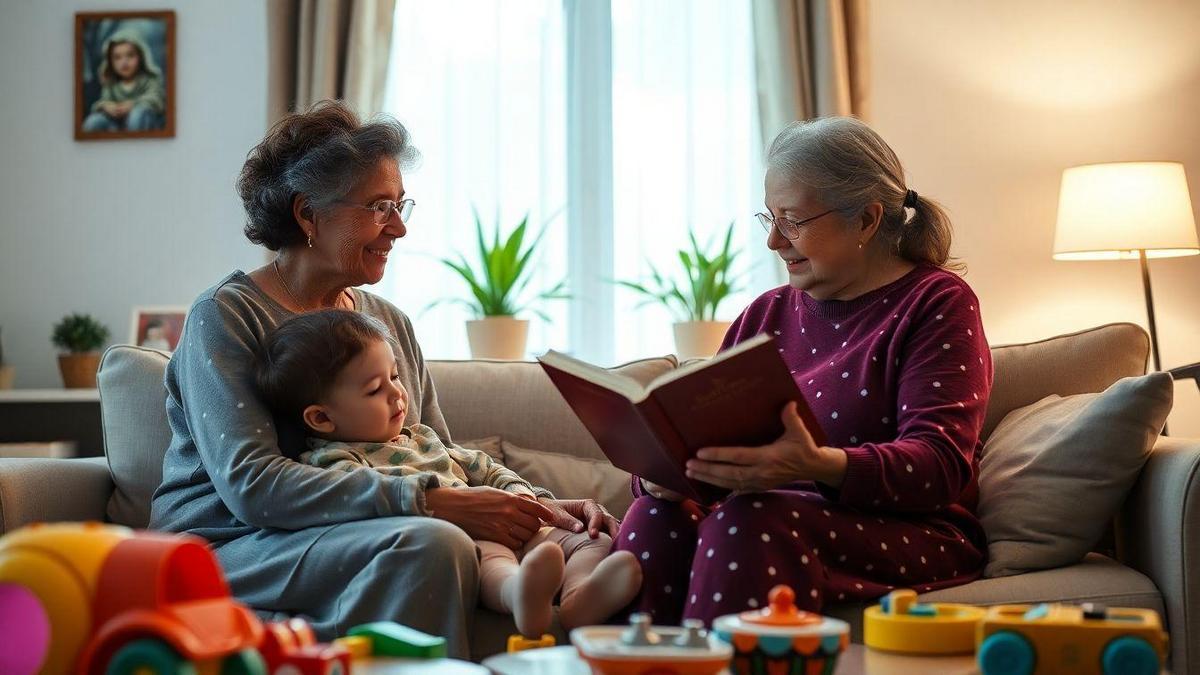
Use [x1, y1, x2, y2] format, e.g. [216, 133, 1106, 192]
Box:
[752, 0, 869, 146]
[266, 0, 397, 122]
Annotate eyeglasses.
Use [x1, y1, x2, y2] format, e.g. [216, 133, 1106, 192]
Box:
[338, 198, 415, 225]
[754, 208, 838, 241]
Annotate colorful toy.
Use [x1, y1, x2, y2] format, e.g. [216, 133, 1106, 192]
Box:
[976, 602, 1168, 675]
[570, 613, 733, 675]
[507, 633, 556, 652]
[332, 635, 374, 660]
[711, 585, 849, 675]
[0, 522, 267, 675]
[347, 621, 447, 659]
[864, 588, 986, 655]
[260, 617, 353, 674]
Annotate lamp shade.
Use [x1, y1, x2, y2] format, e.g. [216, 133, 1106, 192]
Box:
[1053, 162, 1199, 260]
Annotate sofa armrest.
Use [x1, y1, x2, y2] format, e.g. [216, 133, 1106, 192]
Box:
[1115, 435, 1200, 673]
[0, 457, 114, 534]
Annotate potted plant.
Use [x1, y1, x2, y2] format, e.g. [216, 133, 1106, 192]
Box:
[616, 222, 743, 358]
[431, 210, 568, 360]
[51, 313, 110, 389]
[0, 327, 13, 389]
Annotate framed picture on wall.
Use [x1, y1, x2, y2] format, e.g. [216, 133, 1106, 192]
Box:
[75, 10, 176, 140]
[129, 307, 187, 352]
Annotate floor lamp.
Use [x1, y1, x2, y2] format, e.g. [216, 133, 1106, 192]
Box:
[1052, 162, 1199, 403]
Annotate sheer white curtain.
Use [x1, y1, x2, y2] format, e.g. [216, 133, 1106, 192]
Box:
[380, 0, 771, 362]
[380, 0, 568, 359]
[610, 0, 771, 364]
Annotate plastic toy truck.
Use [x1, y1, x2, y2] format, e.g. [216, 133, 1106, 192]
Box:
[0, 522, 266, 674]
[977, 602, 1169, 675]
[0, 522, 355, 675]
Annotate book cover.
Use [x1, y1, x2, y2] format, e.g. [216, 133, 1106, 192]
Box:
[538, 334, 825, 503]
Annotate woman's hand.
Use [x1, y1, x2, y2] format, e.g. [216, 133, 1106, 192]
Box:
[538, 497, 620, 539]
[685, 402, 848, 492]
[640, 479, 687, 502]
[424, 486, 556, 550]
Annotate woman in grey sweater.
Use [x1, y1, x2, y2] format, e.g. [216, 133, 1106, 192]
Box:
[148, 101, 617, 657]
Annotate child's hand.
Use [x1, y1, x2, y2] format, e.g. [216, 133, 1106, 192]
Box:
[685, 401, 848, 492]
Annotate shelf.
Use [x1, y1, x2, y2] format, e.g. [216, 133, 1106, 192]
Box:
[0, 389, 100, 403]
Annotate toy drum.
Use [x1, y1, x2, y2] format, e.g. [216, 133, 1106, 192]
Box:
[712, 585, 849, 675]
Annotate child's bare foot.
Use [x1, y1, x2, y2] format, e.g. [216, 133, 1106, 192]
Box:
[559, 550, 643, 629]
[508, 542, 565, 637]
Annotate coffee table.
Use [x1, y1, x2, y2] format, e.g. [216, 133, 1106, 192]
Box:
[352, 657, 489, 674]
[480, 644, 979, 674]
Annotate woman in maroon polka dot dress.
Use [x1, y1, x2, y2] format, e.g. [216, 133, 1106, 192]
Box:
[615, 117, 991, 625]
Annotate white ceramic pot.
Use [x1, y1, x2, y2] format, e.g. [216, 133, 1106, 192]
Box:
[672, 321, 732, 359]
[466, 317, 530, 360]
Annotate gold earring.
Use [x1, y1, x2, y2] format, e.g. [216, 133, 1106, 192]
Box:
[307, 233, 314, 248]
[858, 242, 864, 249]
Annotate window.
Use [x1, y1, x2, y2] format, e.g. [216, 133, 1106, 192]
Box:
[382, 0, 772, 363]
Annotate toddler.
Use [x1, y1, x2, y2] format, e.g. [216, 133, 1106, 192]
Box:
[256, 309, 641, 636]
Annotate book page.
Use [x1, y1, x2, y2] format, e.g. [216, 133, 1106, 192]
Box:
[645, 333, 773, 391]
[537, 350, 647, 401]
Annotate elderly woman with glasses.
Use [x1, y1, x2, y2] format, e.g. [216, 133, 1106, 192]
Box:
[149, 101, 617, 656]
[616, 116, 992, 624]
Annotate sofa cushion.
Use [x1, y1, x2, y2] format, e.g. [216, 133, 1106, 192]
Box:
[984, 323, 1148, 441]
[97, 345, 173, 528]
[499, 441, 634, 518]
[978, 373, 1172, 578]
[428, 355, 677, 462]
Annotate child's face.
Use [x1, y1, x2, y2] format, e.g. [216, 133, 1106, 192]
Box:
[110, 42, 141, 80]
[306, 338, 409, 442]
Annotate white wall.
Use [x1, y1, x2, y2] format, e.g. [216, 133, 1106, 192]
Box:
[0, 0, 267, 388]
[869, 1, 1200, 435]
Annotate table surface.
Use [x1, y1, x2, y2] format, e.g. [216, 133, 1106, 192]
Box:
[480, 644, 979, 675]
[351, 657, 489, 674]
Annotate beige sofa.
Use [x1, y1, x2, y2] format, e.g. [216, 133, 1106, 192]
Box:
[0, 322, 1195, 670]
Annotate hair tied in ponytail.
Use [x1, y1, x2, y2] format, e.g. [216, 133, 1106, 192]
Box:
[902, 188, 919, 224]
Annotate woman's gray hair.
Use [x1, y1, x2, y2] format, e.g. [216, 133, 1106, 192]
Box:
[767, 117, 960, 271]
[237, 100, 420, 251]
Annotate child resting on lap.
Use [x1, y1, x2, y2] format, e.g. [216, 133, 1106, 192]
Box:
[256, 309, 641, 637]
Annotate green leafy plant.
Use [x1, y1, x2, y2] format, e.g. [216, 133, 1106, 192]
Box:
[429, 209, 568, 320]
[51, 313, 110, 353]
[616, 221, 743, 322]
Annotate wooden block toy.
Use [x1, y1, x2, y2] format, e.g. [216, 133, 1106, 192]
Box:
[506, 633, 556, 652]
[347, 622, 447, 659]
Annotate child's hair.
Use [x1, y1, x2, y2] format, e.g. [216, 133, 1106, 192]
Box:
[256, 309, 396, 425]
[99, 37, 150, 85]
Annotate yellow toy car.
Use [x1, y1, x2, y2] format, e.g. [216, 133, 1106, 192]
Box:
[977, 602, 1168, 675]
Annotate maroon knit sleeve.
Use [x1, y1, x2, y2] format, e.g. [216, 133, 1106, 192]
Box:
[831, 282, 992, 512]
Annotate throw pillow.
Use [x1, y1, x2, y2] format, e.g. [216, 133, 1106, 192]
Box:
[977, 372, 1172, 578]
[500, 440, 635, 519]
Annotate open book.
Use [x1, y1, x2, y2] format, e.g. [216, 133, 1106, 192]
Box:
[537, 334, 825, 503]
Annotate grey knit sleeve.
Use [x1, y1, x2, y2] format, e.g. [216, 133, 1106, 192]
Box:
[174, 297, 439, 528]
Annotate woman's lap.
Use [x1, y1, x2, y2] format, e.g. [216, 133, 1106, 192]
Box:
[616, 488, 984, 624]
[214, 516, 480, 656]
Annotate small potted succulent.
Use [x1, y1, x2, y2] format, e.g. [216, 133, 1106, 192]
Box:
[615, 222, 744, 358]
[0, 327, 13, 389]
[431, 209, 568, 360]
[51, 313, 111, 389]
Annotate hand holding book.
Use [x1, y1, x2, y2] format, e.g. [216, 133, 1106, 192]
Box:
[684, 400, 848, 492]
[538, 334, 827, 504]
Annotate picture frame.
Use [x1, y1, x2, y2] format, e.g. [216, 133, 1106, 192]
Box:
[75, 10, 176, 140]
[129, 306, 187, 352]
